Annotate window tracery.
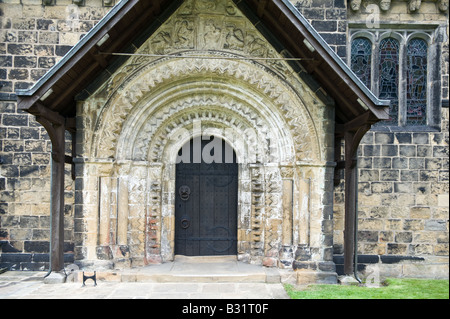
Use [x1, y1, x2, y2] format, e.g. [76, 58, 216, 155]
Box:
[406, 38, 428, 126]
[349, 29, 439, 129]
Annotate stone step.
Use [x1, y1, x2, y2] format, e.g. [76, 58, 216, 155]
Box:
[71, 256, 282, 284]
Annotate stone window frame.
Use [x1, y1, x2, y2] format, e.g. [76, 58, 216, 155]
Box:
[348, 26, 443, 132]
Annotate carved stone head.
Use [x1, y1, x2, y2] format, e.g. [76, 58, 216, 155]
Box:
[408, 0, 422, 12]
[438, 0, 449, 12]
[379, 0, 391, 11]
[350, 0, 362, 11]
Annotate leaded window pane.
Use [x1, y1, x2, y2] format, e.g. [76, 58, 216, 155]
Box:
[406, 38, 427, 126]
[351, 37, 372, 89]
[379, 38, 399, 126]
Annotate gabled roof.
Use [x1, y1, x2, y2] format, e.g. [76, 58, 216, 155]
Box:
[16, 0, 389, 125]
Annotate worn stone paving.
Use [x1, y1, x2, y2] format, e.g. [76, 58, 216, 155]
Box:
[0, 272, 289, 299]
[0, 261, 291, 299]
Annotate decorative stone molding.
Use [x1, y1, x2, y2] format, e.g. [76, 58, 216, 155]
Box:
[349, 0, 448, 13]
[91, 56, 322, 164]
[86, 0, 325, 165]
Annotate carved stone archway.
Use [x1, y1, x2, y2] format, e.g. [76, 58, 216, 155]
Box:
[75, 0, 335, 270]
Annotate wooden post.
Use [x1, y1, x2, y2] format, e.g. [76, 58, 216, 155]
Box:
[50, 123, 66, 272]
[32, 103, 69, 275]
[341, 118, 373, 276]
[343, 130, 357, 275]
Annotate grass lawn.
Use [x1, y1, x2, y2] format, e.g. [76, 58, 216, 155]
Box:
[285, 278, 449, 299]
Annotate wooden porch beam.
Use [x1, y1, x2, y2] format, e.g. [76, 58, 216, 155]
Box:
[29, 102, 65, 127]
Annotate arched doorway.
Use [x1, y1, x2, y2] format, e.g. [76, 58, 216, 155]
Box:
[175, 136, 238, 256]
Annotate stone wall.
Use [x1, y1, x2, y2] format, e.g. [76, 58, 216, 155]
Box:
[333, 108, 449, 278]
[293, 0, 348, 58]
[0, 0, 115, 270]
[333, 0, 449, 279]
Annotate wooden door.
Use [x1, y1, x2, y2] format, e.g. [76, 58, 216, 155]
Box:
[175, 137, 238, 256]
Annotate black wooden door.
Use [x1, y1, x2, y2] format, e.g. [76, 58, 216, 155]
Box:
[175, 137, 238, 256]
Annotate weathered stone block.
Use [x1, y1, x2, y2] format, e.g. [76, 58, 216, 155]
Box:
[296, 270, 337, 285]
[395, 232, 412, 243]
[358, 230, 378, 242]
[375, 132, 395, 144]
[410, 206, 431, 219]
[424, 220, 447, 231]
[387, 243, 408, 255]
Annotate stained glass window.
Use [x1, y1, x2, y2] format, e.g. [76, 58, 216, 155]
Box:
[351, 37, 372, 89]
[378, 38, 400, 126]
[406, 38, 427, 126]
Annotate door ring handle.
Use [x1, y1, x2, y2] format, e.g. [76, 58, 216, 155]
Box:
[181, 219, 190, 229]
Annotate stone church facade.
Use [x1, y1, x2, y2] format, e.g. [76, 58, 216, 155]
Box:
[0, 0, 448, 283]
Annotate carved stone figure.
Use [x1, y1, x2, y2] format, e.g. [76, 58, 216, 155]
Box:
[196, 0, 216, 11]
[174, 20, 194, 49]
[379, 0, 391, 11]
[224, 25, 245, 50]
[247, 35, 267, 57]
[438, 0, 449, 12]
[203, 20, 222, 49]
[151, 31, 172, 54]
[408, 0, 422, 12]
[350, 0, 362, 11]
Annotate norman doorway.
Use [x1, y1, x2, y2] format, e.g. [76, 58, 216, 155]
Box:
[175, 136, 238, 256]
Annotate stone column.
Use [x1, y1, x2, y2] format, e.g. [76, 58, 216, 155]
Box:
[294, 164, 337, 285]
[279, 165, 295, 268]
[148, 163, 163, 264]
[250, 165, 265, 264]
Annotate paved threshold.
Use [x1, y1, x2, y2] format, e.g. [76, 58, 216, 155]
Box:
[118, 256, 281, 283]
[0, 256, 290, 299]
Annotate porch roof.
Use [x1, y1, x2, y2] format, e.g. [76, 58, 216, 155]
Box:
[16, 0, 389, 126]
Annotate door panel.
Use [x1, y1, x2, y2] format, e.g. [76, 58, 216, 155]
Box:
[175, 137, 238, 256]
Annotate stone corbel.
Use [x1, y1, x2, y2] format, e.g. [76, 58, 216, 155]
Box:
[408, 0, 422, 12]
[438, 0, 449, 12]
[350, 0, 362, 12]
[379, 0, 392, 11]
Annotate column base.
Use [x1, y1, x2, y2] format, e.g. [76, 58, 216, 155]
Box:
[44, 271, 67, 284]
